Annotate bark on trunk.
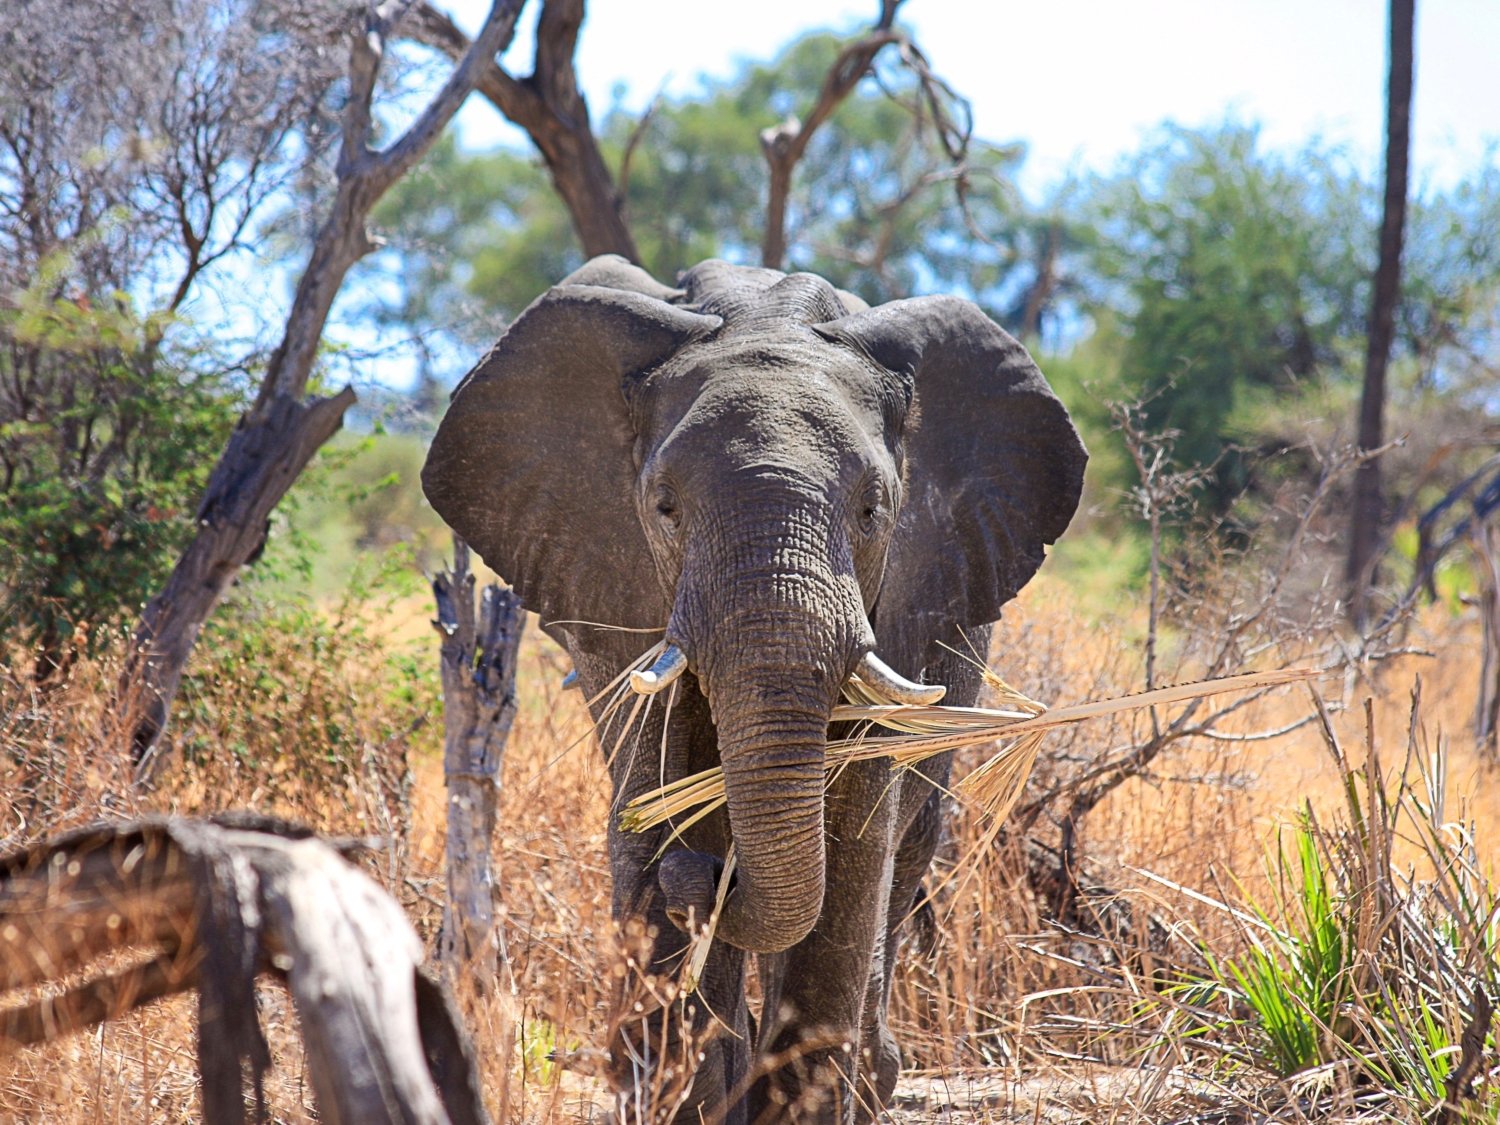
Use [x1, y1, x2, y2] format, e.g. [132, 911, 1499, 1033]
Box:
[432, 537, 525, 984]
[1347, 0, 1415, 626]
[0, 816, 490, 1125]
[122, 387, 356, 776]
[114, 0, 524, 769]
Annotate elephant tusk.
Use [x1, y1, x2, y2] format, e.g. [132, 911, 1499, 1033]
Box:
[852, 651, 946, 705]
[629, 644, 688, 695]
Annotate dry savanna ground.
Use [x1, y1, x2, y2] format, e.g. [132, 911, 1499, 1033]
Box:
[1, 568, 1496, 1124]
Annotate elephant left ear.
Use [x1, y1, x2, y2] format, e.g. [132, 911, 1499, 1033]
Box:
[815, 296, 1088, 665]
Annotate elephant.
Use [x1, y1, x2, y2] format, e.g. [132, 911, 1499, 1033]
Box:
[422, 255, 1086, 1123]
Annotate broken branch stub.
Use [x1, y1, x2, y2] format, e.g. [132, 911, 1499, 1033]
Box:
[0, 816, 489, 1125]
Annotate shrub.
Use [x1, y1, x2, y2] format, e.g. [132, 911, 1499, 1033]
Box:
[0, 256, 238, 680]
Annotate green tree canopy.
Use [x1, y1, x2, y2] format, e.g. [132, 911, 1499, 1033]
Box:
[363, 29, 1037, 359]
[1082, 123, 1372, 486]
[1076, 121, 1500, 504]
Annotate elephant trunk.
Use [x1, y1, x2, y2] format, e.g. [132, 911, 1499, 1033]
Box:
[653, 482, 871, 953]
[698, 669, 831, 953]
[658, 592, 862, 954]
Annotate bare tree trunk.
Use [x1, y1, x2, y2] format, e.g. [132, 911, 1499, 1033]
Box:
[116, 0, 525, 770]
[432, 537, 524, 984]
[1019, 218, 1062, 343]
[1475, 521, 1500, 754]
[1347, 0, 1415, 627]
[409, 0, 640, 260]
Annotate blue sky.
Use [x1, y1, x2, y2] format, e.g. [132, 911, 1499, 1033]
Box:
[451, 0, 1499, 198]
[321, 0, 1497, 392]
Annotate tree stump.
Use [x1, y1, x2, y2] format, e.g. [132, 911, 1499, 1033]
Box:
[432, 535, 525, 987]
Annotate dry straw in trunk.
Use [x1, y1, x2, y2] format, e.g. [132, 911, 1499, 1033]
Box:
[619, 666, 1321, 838]
[597, 649, 1316, 993]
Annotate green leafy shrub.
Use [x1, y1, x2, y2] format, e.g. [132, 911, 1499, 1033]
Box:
[0, 253, 239, 678]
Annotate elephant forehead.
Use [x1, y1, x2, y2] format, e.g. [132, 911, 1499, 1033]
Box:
[658, 372, 885, 480]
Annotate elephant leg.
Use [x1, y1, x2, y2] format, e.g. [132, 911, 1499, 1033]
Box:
[856, 784, 945, 1122]
[610, 869, 750, 1125]
[598, 678, 751, 1124]
[749, 760, 898, 1125]
[851, 628, 986, 1119]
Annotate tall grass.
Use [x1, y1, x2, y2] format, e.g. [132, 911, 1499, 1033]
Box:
[1156, 684, 1500, 1120]
[0, 565, 1495, 1121]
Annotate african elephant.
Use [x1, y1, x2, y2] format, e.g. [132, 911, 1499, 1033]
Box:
[422, 255, 1086, 1123]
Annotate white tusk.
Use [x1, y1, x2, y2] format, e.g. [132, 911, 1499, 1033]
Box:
[629, 644, 688, 695]
[853, 651, 946, 705]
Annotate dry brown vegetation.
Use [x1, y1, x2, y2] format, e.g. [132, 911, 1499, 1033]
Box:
[0, 563, 1496, 1122]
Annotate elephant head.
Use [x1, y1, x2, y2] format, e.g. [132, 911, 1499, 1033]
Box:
[423, 255, 1086, 954]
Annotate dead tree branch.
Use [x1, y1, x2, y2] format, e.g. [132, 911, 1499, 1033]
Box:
[0, 816, 489, 1125]
[432, 536, 524, 984]
[407, 0, 639, 259]
[617, 87, 666, 203]
[116, 0, 521, 770]
[1403, 454, 1500, 751]
[759, 0, 972, 269]
[1011, 425, 1411, 926]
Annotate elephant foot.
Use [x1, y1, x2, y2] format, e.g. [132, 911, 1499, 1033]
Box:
[608, 912, 751, 1125]
[612, 997, 738, 1125]
[855, 1024, 901, 1124]
[748, 1035, 862, 1125]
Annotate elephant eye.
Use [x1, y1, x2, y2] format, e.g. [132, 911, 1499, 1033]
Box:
[655, 487, 682, 535]
[857, 482, 886, 536]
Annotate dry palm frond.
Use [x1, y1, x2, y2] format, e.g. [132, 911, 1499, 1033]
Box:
[620, 667, 1320, 837]
[617, 765, 725, 835]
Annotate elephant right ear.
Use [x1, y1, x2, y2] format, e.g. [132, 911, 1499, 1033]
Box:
[422, 283, 721, 643]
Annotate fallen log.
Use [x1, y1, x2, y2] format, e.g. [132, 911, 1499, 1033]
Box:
[0, 814, 489, 1125]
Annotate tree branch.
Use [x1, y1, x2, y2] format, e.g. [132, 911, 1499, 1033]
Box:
[0, 818, 491, 1125]
[759, 0, 971, 269]
[404, 0, 639, 259]
[372, 0, 528, 195]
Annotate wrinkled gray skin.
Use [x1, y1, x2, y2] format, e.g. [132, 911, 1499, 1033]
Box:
[423, 256, 1087, 1123]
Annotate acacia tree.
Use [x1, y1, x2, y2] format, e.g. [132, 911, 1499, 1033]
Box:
[1347, 0, 1416, 625]
[114, 0, 521, 766]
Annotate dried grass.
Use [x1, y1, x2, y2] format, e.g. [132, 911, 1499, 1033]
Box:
[0, 572, 1494, 1123]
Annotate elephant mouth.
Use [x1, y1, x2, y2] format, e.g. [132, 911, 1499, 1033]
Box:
[628, 641, 945, 706]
